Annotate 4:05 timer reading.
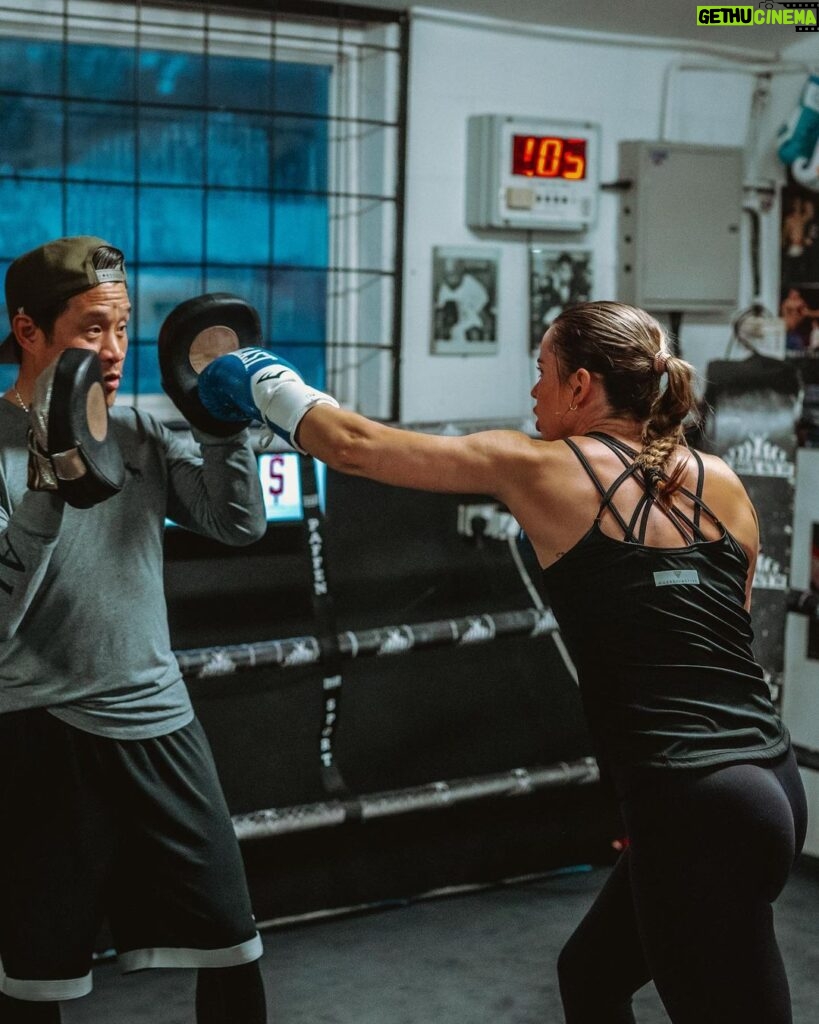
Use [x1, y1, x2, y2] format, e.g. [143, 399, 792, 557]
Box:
[512, 134, 587, 180]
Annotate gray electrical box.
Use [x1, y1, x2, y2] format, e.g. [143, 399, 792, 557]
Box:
[617, 141, 743, 312]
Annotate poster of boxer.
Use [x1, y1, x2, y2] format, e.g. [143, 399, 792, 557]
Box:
[529, 247, 592, 351]
[780, 179, 819, 355]
[431, 246, 499, 356]
[780, 179, 819, 445]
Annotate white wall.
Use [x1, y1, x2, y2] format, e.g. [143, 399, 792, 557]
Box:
[397, 8, 803, 424]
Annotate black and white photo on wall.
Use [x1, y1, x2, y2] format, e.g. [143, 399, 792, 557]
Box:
[431, 246, 499, 356]
[529, 247, 592, 351]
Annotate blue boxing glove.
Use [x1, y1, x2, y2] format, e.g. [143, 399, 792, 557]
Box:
[198, 348, 339, 453]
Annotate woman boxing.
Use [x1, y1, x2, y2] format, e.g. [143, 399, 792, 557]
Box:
[199, 299, 807, 1024]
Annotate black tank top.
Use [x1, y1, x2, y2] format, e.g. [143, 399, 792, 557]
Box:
[542, 433, 788, 778]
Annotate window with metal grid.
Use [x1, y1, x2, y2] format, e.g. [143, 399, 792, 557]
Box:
[0, 0, 406, 419]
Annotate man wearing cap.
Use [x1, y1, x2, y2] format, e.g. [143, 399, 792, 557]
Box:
[0, 238, 268, 1023]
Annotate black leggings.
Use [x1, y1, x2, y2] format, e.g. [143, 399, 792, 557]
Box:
[558, 748, 807, 1024]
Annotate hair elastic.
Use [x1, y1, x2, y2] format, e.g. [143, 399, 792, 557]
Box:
[653, 350, 669, 376]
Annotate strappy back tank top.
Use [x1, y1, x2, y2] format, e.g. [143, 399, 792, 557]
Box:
[541, 433, 788, 777]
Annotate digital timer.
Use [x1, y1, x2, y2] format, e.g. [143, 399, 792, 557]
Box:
[466, 115, 599, 231]
[511, 135, 587, 180]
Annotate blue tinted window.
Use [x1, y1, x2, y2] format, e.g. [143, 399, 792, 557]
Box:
[203, 267, 270, 339]
[0, 34, 329, 400]
[0, 39, 63, 94]
[208, 114, 271, 189]
[270, 268, 327, 346]
[139, 109, 205, 185]
[127, 342, 161, 396]
[273, 197, 328, 268]
[206, 191, 271, 265]
[208, 54, 272, 111]
[65, 183, 136, 257]
[138, 110, 203, 186]
[271, 117, 329, 192]
[0, 180, 63, 253]
[1, 97, 64, 176]
[66, 102, 137, 182]
[138, 50, 205, 106]
[138, 267, 208, 343]
[273, 63, 331, 117]
[67, 42, 136, 102]
[138, 188, 205, 263]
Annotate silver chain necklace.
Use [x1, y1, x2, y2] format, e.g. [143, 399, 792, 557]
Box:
[12, 384, 29, 414]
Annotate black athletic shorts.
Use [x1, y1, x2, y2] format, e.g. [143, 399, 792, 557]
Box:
[0, 709, 262, 1002]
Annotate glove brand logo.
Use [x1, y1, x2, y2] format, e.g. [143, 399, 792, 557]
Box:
[752, 553, 789, 591]
[256, 370, 293, 383]
[235, 348, 278, 370]
[696, 3, 818, 31]
[723, 434, 795, 479]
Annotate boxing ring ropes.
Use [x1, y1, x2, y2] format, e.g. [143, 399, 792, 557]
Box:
[172, 590, 819, 842]
[171, 447, 819, 842]
[176, 605, 599, 842]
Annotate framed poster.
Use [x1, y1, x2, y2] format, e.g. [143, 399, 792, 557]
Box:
[431, 246, 499, 355]
[529, 247, 592, 351]
[779, 180, 819, 355]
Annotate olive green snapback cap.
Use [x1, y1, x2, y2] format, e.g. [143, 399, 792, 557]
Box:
[1, 236, 127, 363]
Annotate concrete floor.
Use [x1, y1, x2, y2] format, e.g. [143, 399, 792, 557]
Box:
[61, 857, 819, 1024]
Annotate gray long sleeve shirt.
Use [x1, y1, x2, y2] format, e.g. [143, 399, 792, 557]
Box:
[0, 400, 266, 739]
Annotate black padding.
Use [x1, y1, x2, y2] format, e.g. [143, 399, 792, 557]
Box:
[48, 349, 126, 509]
[697, 354, 800, 696]
[158, 293, 261, 435]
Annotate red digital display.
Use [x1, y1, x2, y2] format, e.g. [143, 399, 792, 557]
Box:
[512, 134, 587, 180]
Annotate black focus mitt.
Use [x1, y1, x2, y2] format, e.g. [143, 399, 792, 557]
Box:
[158, 293, 262, 436]
[28, 349, 126, 508]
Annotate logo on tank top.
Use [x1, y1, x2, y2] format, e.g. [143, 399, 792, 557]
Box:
[752, 552, 789, 591]
[722, 434, 794, 479]
[653, 569, 701, 586]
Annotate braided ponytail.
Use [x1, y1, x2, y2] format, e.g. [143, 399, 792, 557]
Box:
[635, 351, 699, 498]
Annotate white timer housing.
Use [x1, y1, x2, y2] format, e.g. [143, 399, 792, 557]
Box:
[466, 114, 600, 231]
